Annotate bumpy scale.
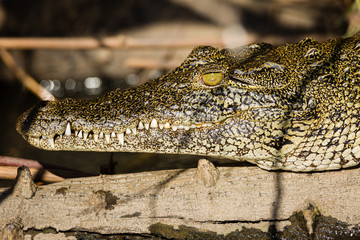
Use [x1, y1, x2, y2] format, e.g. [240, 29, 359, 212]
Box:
[16, 34, 360, 172]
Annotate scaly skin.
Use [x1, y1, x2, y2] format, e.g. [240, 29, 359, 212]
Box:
[16, 34, 360, 172]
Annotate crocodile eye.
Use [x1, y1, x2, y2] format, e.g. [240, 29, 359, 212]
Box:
[202, 72, 223, 86]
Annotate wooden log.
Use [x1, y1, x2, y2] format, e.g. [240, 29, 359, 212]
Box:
[0, 161, 360, 236]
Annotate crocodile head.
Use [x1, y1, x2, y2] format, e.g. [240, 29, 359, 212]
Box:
[18, 36, 360, 172]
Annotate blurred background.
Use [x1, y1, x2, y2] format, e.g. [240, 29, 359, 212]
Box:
[0, 0, 359, 184]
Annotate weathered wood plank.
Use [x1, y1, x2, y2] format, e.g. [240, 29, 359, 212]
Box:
[0, 161, 360, 236]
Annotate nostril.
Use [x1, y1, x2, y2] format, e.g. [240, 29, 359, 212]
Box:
[39, 101, 48, 109]
[17, 104, 40, 135]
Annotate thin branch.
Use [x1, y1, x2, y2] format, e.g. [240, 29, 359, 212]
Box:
[0, 34, 339, 51]
[0, 165, 64, 182]
[0, 49, 57, 101]
[0, 156, 93, 182]
[0, 156, 44, 169]
[0, 36, 224, 50]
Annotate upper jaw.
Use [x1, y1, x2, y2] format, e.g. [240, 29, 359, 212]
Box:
[19, 107, 223, 150]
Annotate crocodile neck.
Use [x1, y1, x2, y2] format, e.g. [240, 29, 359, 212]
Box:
[17, 34, 360, 172]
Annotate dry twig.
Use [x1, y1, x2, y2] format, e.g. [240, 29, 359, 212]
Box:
[0, 165, 64, 182]
[0, 36, 224, 50]
[0, 49, 56, 101]
[0, 156, 92, 182]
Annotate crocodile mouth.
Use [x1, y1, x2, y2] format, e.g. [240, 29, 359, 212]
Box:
[17, 99, 280, 151]
[23, 118, 222, 151]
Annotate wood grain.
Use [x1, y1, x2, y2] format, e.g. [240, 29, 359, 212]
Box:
[1, 164, 359, 235]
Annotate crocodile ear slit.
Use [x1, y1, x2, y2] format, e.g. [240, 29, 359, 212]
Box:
[231, 69, 259, 86]
[231, 61, 288, 89]
[229, 74, 253, 85]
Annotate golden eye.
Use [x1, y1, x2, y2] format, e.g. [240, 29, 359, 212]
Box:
[202, 72, 223, 86]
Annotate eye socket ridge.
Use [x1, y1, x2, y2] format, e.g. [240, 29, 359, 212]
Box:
[201, 71, 224, 86]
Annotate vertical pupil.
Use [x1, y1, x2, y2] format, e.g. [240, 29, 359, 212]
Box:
[203, 72, 222, 86]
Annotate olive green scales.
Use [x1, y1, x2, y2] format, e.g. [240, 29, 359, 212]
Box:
[16, 34, 360, 172]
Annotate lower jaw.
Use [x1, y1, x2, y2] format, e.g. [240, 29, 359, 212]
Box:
[27, 129, 194, 153]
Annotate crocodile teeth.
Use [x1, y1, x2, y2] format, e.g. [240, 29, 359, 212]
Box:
[83, 132, 88, 140]
[138, 121, 144, 130]
[48, 138, 55, 148]
[118, 133, 124, 145]
[150, 119, 158, 128]
[58, 118, 216, 145]
[105, 134, 110, 143]
[65, 122, 71, 136]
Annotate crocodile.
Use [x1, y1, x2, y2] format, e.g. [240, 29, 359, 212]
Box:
[16, 34, 360, 172]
